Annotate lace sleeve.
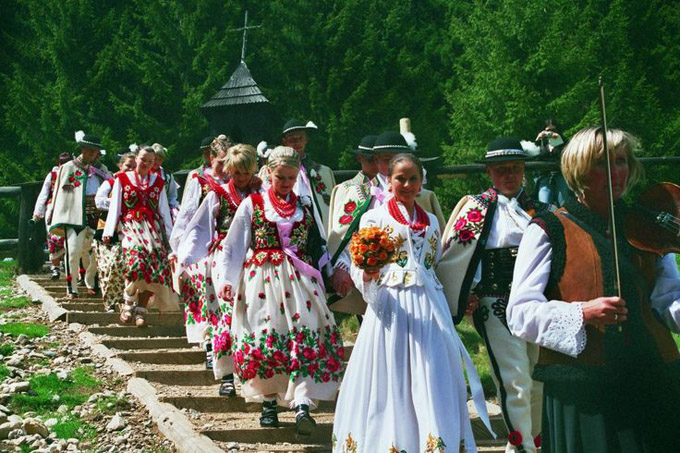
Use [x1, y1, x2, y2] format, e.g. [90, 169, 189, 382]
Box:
[540, 302, 587, 357]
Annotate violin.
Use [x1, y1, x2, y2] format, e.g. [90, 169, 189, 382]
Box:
[624, 182, 680, 257]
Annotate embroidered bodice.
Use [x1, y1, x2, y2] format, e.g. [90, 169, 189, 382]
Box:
[248, 193, 313, 267]
[118, 172, 165, 220]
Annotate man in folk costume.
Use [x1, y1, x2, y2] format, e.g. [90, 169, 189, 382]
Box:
[438, 137, 552, 453]
[180, 136, 215, 206]
[48, 131, 111, 297]
[326, 135, 380, 313]
[260, 119, 336, 237]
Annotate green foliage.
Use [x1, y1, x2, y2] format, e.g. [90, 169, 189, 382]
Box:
[0, 261, 15, 287]
[0, 342, 14, 356]
[94, 395, 130, 415]
[0, 322, 49, 338]
[0, 364, 9, 381]
[52, 416, 97, 440]
[0, 296, 32, 309]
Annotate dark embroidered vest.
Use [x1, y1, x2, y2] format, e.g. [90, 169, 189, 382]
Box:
[247, 193, 313, 267]
[118, 172, 165, 221]
[534, 201, 680, 373]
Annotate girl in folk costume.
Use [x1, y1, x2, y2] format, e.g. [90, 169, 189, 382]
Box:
[177, 144, 259, 397]
[151, 143, 180, 220]
[171, 135, 231, 368]
[103, 146, 178, 327]
[217, 147, 344, 435]
[95, 152, 136, 311]
[32, 152, 73, 280]
[332, 154, 493, 453]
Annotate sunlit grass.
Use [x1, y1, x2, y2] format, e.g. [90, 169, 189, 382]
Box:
[0, 322, 49, 338]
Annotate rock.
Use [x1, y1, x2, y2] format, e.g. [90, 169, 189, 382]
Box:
[44, 351, 57, 358]
[16, 334, 28, 345]
[8, 427, 25, 439]
[6, 355, 23, 367]
[105, 414, 126, 432]
[23, 418, 49, 437]
[56, 371, 68, 380]
[57, 405, 68, 414]
[226, 442, 238, 449]
[87, 393, 102, 403]
[0, 413, 5, 424]
[8, 414, 23, 426]
[66, 438, 79, 445]
[114, 436, 126, 445]
[51, 394, 60, 402]
[53, 357, 66, 365]
[9, 381, 30, 393]
[44, 418, 58, 428]
[0, 422, 14, 439]
[0, 404, 10, 414]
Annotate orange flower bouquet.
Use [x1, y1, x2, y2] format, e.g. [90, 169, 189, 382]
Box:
[349, 226, 396, 272]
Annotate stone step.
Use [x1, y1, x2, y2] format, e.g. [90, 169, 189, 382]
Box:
[117, 349, 204, 364]
[66, 311, 183, 326]
[134, 366, 217, 386]
[62, 302, 109, 312]
[160, 395, 337, 414]
[89, 326, 186, 337]
[102, 337, 191, 350]
[201, 412, 335, 445]
[47, 290, 101, 300]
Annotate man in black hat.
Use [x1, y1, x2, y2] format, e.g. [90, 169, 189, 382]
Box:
[326, 135, 379, 311]
[278, 119, 335, 236]
[438, 137, 552, 453]
[48, 131, 111, 297]
[181, 136, 216, 206]
[371, 131, 446, 230]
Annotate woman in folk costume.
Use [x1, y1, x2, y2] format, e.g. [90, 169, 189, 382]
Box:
[103, 145, 178, 327]
[151, 143, 180, 220]
[176, 144, 259, 397]
[32, 152, 73, 280]
[95, 152, 136, 311]
[172, 135, 231, 368]
[508, 127, 680, 452]
[332, 154, 493, 453]
[217, 146, 343, 435]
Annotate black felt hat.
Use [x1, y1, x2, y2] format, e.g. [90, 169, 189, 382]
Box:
[281, 119, 318, 137]
[372, 131, 413, 154]
[200, 136, 215, 150]
[351, 135, 377, 156]
[478, 137, 528, 163]
[75, 130, 103, 149]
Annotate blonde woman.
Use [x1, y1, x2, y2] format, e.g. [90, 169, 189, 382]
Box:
[177, 144, 259, 396]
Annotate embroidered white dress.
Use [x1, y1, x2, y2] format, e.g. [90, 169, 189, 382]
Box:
[177, 181, 247, 378]
[332, 202, 493, 453]
[103, 171, 178, 310]
[216, 192, 344, 404]
[94, 178, 127, 307]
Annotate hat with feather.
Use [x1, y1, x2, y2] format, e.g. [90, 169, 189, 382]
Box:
[75, 130, 103, 149]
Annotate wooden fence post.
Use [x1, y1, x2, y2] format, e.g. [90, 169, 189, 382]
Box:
[17, 182, 45, 273]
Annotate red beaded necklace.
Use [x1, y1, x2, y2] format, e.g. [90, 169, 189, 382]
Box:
[268, 187, 297, 218]
[388, 197, 429, 231]
[227, 179, 246, 206]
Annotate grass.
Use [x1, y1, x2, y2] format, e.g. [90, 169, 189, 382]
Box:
[10, 365, 100, 414]
[52, 417, 97, 440]
[0, 322, 49, 338]
[0, 296, 32, 309]
[674, 333, 680, 349]
[0, 342, 14, 356]
[0, 364, 9, 381]
[94, 395, 130, 414]
[0, 260, 14, 287]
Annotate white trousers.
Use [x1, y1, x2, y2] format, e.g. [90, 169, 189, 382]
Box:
[475, 295, 543, 453]
[65, 227, 96, 294]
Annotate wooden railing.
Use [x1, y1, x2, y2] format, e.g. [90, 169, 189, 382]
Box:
[2, 156, 678, 273]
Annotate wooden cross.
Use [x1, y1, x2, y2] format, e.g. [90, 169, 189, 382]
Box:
[232, 10, 262, 62]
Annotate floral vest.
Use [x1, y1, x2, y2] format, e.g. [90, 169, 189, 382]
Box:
[207, 179, 241, 235]
[247, 193, 313, 267]
[118, 172, 165, 221]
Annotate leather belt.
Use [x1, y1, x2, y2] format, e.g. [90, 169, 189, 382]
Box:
[477, 247, 518, 296]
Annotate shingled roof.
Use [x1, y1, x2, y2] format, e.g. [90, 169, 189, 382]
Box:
[201, 61, 269, 109]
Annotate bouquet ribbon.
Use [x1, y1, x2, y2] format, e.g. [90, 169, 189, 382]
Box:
[278, 222, 326, 292]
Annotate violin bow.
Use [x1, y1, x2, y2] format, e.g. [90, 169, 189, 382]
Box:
[598, 77, 623, 299]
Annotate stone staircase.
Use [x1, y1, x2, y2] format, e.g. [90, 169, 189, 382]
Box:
[28, 274, 507, 452]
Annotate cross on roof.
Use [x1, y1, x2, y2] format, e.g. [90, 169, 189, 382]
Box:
[232, 10, 262, 62]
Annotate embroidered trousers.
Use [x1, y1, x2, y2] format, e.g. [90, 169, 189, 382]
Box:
[474, 295, 543, 453]
[65, 227, 96, 295]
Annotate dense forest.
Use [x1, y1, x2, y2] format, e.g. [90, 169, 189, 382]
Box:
[1, 0, 679, 235]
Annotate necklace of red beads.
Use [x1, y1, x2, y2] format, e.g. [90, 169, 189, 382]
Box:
[268, 187, 297, 218]
[388, 197, 429, 231]
[227, 179, 246, 207]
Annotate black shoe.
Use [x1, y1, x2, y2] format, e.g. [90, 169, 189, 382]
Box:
[259, 401, 278, 427]
[218, 374, 236, 397]
[50, 267, 60, 280]
[205, 343, 213, 370]
[295, 404, 316, 436]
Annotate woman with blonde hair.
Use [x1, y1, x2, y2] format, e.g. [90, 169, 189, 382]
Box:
[217, 146, 343, 435]
[177, 144, 259, 396]
[508, 127, 680, 452]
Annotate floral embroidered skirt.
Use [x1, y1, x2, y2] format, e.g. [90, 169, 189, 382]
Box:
[120, 218, 178, 311]
[47, 233, 65, 261]
[182, 244, 235, 379]
[94, 241, 126, 308]
[229, 256, 344, 404]
[332, 283, 477, 453]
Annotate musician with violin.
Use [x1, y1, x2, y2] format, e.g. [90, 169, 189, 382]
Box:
[507, 126, 680, 452]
